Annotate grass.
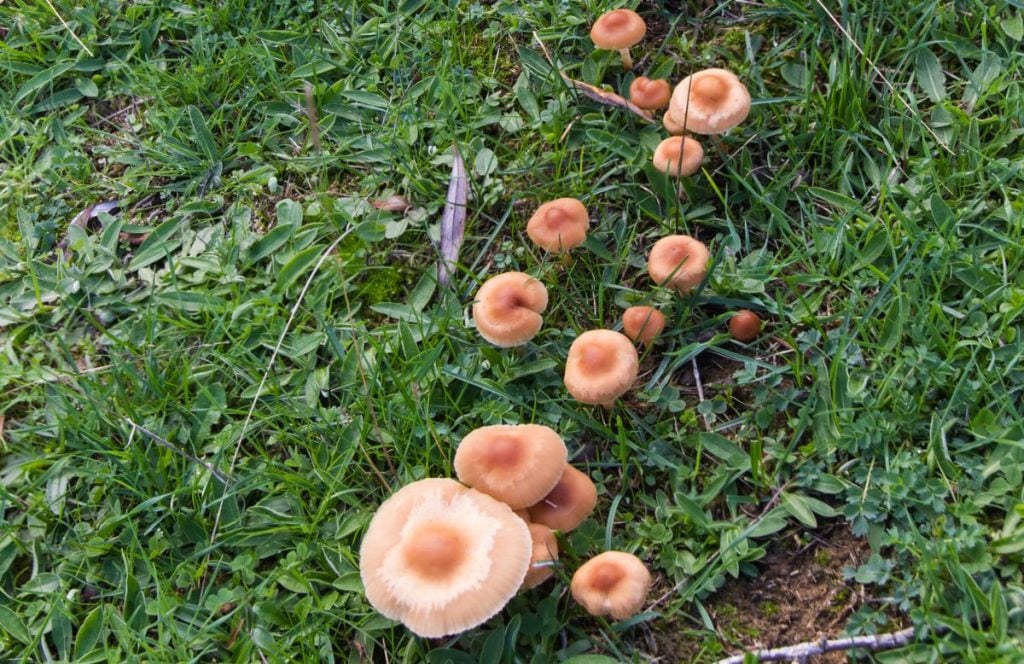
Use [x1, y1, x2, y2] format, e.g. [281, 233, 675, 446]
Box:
[1, 0, 1023, 661]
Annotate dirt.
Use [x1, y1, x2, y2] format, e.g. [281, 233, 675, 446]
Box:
[652, 525, 874, 662]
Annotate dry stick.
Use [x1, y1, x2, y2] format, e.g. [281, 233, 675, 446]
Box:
[691, 356, 711, 431]
[714, 626, 919, 664]
[210, 228, 355, 544]
[43, 0, 94, 56]
[811, 0, 952, 154]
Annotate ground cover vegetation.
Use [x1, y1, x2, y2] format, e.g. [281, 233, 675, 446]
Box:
[1, 0, 1022, 661]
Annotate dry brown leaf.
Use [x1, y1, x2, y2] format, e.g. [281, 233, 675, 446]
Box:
[371, 195, 412, 212]
[437, 146, 467, 288]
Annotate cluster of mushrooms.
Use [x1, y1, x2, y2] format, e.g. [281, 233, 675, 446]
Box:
[357, 6, 766, 642]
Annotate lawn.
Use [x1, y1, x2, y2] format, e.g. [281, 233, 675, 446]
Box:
[1, 0, 1022, 661]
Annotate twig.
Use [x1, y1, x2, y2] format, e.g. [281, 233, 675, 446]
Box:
[210, 227, 353, 543]
[43, 0, 94, 56]
[124, 417, 230, 484]
[691, 357, 711, 431]
[714, 626, 919, 663]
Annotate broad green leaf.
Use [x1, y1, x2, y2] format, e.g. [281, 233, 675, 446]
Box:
[479, 627, 505, 664]
[275, 245, 325, 292]
[74, 77, 99, 97]
[780, 491, 817, 527]
[1001, 14, 1023, 41]
[186, 105, 219, 162]
[74, 606, 105, 659]
[127, 216, 188, 271]
[14, 61, 74, 103]
[915, 49, 946, 102]
[0, 605, 30, 643]
[247, 223, 296, 263]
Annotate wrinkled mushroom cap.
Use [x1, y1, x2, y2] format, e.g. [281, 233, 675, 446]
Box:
[669, 68, 751, 135]
[526, 198, 589, 252]
[647, 235, 710, 293]
[629, 77, 671, 110]
[652, 136, 704, 177]
[472, 272, 549, 347]
[622, 306, 666, 345]
[729, 309, 762, 342]
[564, 330, 639, 406]
[454, 424, 569, 509]
[360, 478, 532, 638]
[521, 523, 559, 590]
[590, 9, 646, 50]
[527, 463, 598, 533]
[571, 551, 651, 620]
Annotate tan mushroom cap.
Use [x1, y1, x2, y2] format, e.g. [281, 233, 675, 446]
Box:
[527, 464, 598, 533]
[526, 198, 589, 252]
[629, 77, 671, 110]
[472, 272, 549, 347]
[454, 424, 569, 509]
[521, 523, 559, 590]
[571, 551, 652, 620]
[647, 235, 710, 293]
[622, 306, 666, 345]
[652, 136, 704, 177]
[669, 68, 751, 135]
[662, 109, 686, 135]
[564, 330, 639, 406]
[729, 309, 762, 342]
[590, 9, 646, 51]
[359, 478, 531, 638]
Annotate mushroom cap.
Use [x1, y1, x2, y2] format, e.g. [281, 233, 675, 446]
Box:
[622, 306, 666, 345]
[571, 551, 652, 620]
[454, 424, 569, 509]
[662, 109, 686, 135]
[472, 272, 549, 347]
[652, 136, 704, 177]
[647, 235, 710, 293]
[526, 198, 589, 252]
[359, 478, 532, 638]
[563, 330, 639, 406]
[629, 77, 671, 110]
[729, 309, 762, 342]
[669, 68, 751, 135]
[527, 463, 598, 533]
[522, 523, 559, 590]
[590, 9, 646, 50]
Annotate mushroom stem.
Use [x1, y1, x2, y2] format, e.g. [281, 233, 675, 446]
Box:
[617, 48, 633, 70]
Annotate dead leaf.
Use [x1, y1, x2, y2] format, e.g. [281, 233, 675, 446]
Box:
[532, 32, 653, 124]
[372, 195, 411, 212]
[437, 146, 467, 288]
[60, 200, 121, 257]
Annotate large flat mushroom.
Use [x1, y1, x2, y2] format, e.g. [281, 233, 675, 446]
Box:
[571, 551, 651, 620]
[563, 329, 639, 407]
[647, 235, 710, 294]
[669, 68, 751, 135]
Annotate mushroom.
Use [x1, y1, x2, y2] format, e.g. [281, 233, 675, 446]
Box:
[729, 309, 761, 342]
[652, 136, 704, 177]
[563, 329, 639, 407]
[647, 235, 710, 294]
[472, 271, 549, 347]
[521, 523, 559, 590]
[628, 77, 671, 110]
[590, 9, 646, 70]
[571, 551, 651, 620]
[622, 306, 666, 345]
[668, 68, 751, 135]
[454, 424, 568, 509]
[662, 109, 686, 135]
[359, 478, 532, 638]
[526, 198, 589, 253]
[527, 463, 598, 533]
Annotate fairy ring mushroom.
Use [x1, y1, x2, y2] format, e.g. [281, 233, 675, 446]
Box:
[563, 329, 639, 407]
[454, 424, 568, 509]
[472, 271, 549, 347]
[662, 109, 686, 135]
[590, 9, 646, 70]
[647, 235, 710, 294]
[526, 198, 589, 253]
[652, 136, 704, 177]
[668, 68, 751, 135]
[521, 523, 559, 590]
[629, 77, 671, 110]
[729, 309, 762, 342]
[622, 306, 666, 345]
[527, 463, 598, 533]
[359, 478, 532, 638]
[571, 551, 652, 620]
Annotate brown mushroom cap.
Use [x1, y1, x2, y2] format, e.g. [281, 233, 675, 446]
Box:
[472, 272, 549, 347]
[526, 198, 589, 252]
[571, 551, 651, 620]
[662, 109, 686, 135]
[563, 329, 639, 406]
[729, 309, 762, 342]
[629, 77, 671, 110]
[454, 424, 569, 509]
[527, 463, 598, 533]
[521, 523, 559, 590]
[590, 9, 646, 50]
[622, 306, 666, 345]
[652, 136, 704, 177]
[647, 235, 710, 294]
[669, 68, 751, 135]
[359, 478, 532, 638]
